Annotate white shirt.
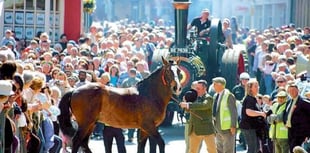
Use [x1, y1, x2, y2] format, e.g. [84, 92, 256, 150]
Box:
[286, 97, 298, 128]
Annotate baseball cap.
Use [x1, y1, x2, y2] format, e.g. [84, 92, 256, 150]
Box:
[276, 91, 287, 97]
[0, 80, 14, 96]
[240, 72, 250, 80]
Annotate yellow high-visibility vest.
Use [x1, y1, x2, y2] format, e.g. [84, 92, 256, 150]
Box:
[269, 102, 288, 139]
[220, 89, 233, 130]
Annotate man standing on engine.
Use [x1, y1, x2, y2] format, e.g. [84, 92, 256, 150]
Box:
[188, 9, 211, 36]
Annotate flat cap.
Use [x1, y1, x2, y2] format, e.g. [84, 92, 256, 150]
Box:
[212, 77, 226, 85]
[287, 81, 298, 88]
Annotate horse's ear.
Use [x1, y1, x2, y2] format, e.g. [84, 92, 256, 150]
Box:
[161, 56, 168, 65]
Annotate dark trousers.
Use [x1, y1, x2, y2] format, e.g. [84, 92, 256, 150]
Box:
[27, 132, 41, 153]
[288, 129, 306, 153]
[49, 135, 62, 153]
[256, 69, 266, 95]
[241, 129, 259, 153]
[52, 121, 60, 135]
[103, 126, 126, 153]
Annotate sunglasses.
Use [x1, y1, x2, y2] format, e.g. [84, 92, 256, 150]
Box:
[277, 81, 285, 83]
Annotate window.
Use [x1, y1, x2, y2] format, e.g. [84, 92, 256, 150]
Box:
[3, 0, 61, 44]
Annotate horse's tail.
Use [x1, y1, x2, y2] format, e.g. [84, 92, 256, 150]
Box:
[58, 90, 76, 137]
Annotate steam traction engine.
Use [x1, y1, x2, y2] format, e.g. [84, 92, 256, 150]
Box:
[152, 0, 246, 126]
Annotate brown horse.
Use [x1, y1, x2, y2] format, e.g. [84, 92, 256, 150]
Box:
[58, 57, 182, 153]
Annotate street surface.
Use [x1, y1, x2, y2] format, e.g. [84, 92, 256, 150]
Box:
[87, 113, 247, 153]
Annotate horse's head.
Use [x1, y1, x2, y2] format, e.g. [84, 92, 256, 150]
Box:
[161, 57, 182, 95]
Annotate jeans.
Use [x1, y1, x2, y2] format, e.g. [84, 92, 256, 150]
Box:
[127, 129, 136, 140]
[49, 135, 63, 153]
[264, 74, 274, 95]
[93, 122, 104, 137]
[241, 129, 259, 153]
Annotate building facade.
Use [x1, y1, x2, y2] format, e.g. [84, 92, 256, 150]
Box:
[212, 0, 291, 30]
[0, 0, 82, 43]
[1, 0, 308, 44]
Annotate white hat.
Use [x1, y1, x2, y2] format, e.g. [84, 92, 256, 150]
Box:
[0, 80, 14, 96]
[240, 72, 250, 80]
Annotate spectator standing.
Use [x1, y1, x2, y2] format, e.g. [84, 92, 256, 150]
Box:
[270, 75, 287, 101]
[212, 77, 238, 153]
[283, 83, 310, 152]
[75, 70, 90, 88]
[240, 79, 267, 153]
[1, 29, 16, 48]
[230, 16, 239, 44]
[263, 54, 276, 95]
[231, 72, 250, 150]
[246, 33, 257, 77]
[121, 68, 141, 142]
[267, 91, 289, 153]
[232, 72, 250, 101]
[0, 80, 15, 153]
[109, 64, 120, 87]
[222, 18, 233, 49]
[59, 34, 68, 52]
[253, 40, 269, 94]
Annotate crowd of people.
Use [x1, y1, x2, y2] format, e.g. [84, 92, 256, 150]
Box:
[177, 8, 310, 153]
[0, 6, 309, 153]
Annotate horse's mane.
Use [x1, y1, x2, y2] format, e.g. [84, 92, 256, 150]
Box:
[136, 66, 163, 95]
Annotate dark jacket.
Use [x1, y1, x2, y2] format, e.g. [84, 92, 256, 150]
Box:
[187, 93, 214, 135]
[283, 96, 310, 137]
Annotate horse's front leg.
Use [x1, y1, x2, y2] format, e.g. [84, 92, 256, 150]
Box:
[137, 129, 148, 153]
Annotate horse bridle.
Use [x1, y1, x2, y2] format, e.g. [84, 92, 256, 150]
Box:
[161, 64, 178, 87]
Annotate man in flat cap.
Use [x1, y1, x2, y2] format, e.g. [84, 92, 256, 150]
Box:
[283, 83, 310, 152]
[212, 77, 238, 153]
[267, 90, 289, 153]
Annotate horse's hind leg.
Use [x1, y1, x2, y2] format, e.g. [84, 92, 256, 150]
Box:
[72, 124, 95, 153]
[81, 129, 94, 153]
[142, 125, 165, 153]
[137, 130, 149, 153]
[151, 130, 165, 153]
[71, 133, 82, 153]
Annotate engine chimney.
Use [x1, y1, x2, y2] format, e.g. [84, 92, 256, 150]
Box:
[172, 0, 191, 48]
